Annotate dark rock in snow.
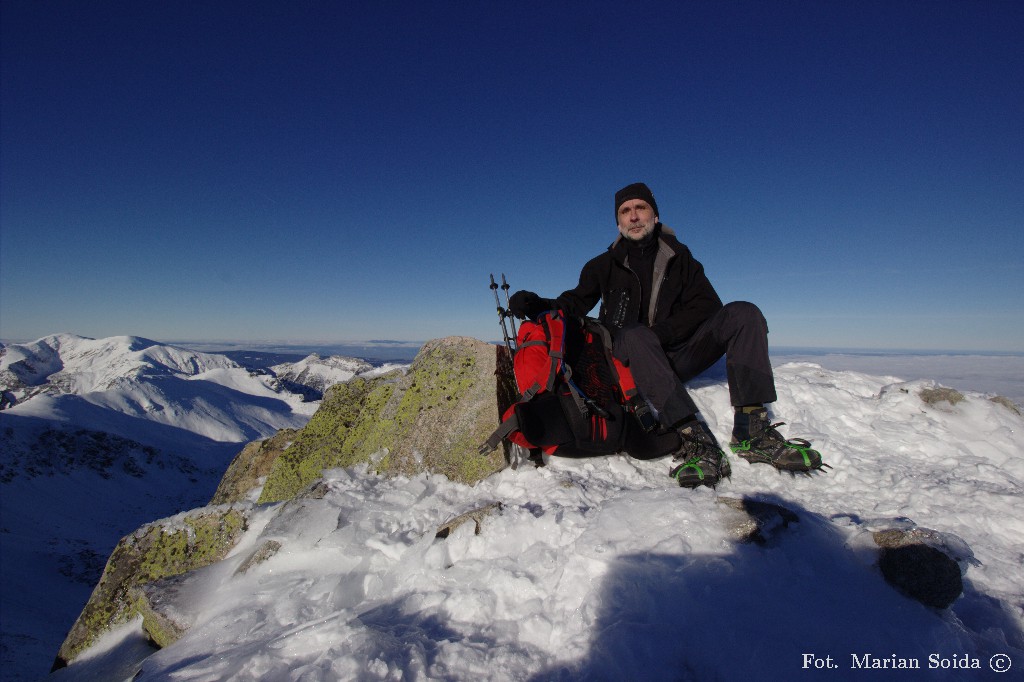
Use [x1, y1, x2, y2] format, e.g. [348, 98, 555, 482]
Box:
[873, 528, 964, 609]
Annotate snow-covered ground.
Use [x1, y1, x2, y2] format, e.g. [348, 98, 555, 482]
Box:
[45, 360, 1024, 682]
[774, 350, 1024, 408]
[0, 335, 402, 681]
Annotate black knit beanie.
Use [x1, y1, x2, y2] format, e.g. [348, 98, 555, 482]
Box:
[614, 182, 659, 221]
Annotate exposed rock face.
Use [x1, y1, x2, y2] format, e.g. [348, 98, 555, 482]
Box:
[50, 335, 995, 674]
[435, 502, 504, 539]
[124, 503, 508, 658]
[52, 506, 250, 669]
[717, 499, 968, 610]
[872, 528, 965, 609]
[989, 395, 1022, 415]
[130, 572, 200, 649]
[257, 336, 510, 503]
[128, 539, 285, 651]
[233, 540, 283, 576]
[919, 386, 966, 407]
[209, 429, 298, 505]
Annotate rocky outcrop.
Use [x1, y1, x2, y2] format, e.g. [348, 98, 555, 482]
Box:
[130, 572, 201, 649]
[256, 336, 512, 503]
[209, 429, 298, 505]
[919, 386, 966, 407]
[918, 385, 1021, 415]
[718, 498, 968, 610]
[52, 506, 250, 670]
[53, 334, 998, 674]
[989, 395, 1022, 415]
[872, 528, 966, 609]
[435, 502, 504, 539]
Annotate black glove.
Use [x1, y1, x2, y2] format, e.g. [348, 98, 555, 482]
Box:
[508, 290, 547, 320]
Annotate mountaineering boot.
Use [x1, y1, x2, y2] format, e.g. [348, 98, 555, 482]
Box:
[670, 420, 731, 488]
[730, 407, 824, 472]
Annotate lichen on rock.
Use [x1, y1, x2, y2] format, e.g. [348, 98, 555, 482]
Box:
[210, 429, 298, 505]
[257, 337, 509, 504]
[988, 395, 1021, 415]
[53, 506, 250, 668]
[919, 386, 965, 406]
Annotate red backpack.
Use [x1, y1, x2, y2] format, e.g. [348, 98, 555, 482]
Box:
[480, 310, 679, 460]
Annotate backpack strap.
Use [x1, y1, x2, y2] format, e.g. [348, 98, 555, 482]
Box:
[561, 365, 592, 419]
[585, 318, 639, 401]
[541, 312, 566, 392]
[479, 412, 520, 454]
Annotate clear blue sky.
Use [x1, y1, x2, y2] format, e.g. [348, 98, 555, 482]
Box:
[2, 1, 1022, 351]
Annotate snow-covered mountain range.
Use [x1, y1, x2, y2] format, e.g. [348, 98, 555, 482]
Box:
[2, 334, 314, 443]
[3, 334, 238, 394]
[0, 333, 405, 679]
[269, 353, 407, 401]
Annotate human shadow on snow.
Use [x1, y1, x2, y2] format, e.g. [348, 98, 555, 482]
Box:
[526, 493, 1023, 682]
[61, 493, 1024, 682]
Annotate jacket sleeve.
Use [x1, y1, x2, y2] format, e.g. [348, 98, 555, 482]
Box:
[649, 248, 723, 346]
[550, 254, 605, 318]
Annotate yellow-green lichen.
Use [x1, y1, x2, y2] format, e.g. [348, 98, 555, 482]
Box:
[56, 337, 512, 670]
[258, 376, 401, 503]
[384, 339, 504, 482]
[337, 383, 399, 463]
[258, 337, 506, 504]
[131, 586, 183, 649]
[55, 508, 248, 666]
[920, 387, 965, 406]
[210, 428, 298, 505]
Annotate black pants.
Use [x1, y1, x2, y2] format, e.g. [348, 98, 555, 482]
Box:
[612, 301, 777, 427]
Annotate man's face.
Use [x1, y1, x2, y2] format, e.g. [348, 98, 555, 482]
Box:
[617, 199, 658, 242]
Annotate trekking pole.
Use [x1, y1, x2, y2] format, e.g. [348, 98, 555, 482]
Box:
[500, 273, 518, 340]
[490, 274, 515, 357]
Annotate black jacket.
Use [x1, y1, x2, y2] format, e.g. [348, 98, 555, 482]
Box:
[553, 225, 723, 347]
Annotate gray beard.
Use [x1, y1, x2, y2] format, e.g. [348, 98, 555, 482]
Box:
[620, 221, 656, 243]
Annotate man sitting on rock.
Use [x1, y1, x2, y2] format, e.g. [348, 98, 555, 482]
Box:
[509, 182, 824, 488]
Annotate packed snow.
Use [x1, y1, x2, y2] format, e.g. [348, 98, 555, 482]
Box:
[44, 360, 1024, 682]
